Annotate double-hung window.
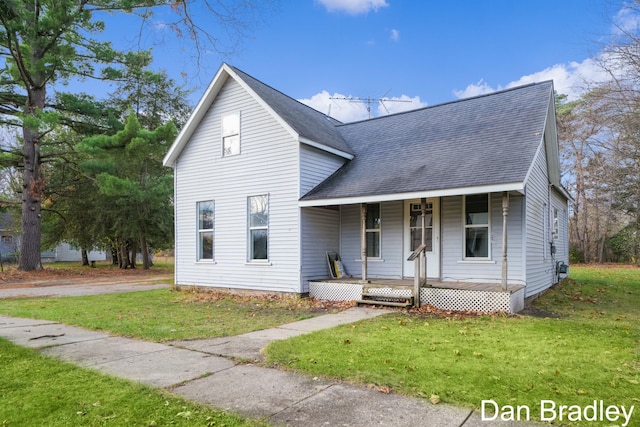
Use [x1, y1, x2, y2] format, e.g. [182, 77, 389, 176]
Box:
[222, 112, 240, 156]
[197, 201, 215, 261]
[464, 194, 489, 258]
[552, 207, 559, 240]
[248, 195, 268, 260]
[366, 203, 381, 258]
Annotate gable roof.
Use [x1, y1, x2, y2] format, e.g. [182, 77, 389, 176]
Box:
[163, 63, 353, 166]
[228, 66, 354, 158]
[300, 81, 555, 205]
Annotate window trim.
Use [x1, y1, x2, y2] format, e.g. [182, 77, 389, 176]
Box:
[221, 112, 240, 157]
[463, 194, 491, 260]
[247, 194, 269, 262]
[197, 200, 215, 262]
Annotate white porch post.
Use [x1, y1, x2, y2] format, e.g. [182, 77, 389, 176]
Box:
[421, 197, 427, 280]
[501, 192, 509, 291]
[360, 203, 368, 283]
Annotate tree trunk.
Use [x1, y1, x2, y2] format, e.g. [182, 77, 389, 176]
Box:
[81, 248, 89, 266]
[119, 242, 130, 269]
[140, 234, 151, 270]
[128, 239, 137, 269]
[110, 246, 118, 265]
[19, 86, 46, 271]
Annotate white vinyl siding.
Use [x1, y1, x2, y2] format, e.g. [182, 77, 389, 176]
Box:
[524, 140, 554, 296]
[173, 77, 301, 293]
[300, 207, 340, 291]
[550, 189, 569, 262]
[299, 144, 346, 196]
[441, 194, 524, 284]
[339, 201, 403, 279]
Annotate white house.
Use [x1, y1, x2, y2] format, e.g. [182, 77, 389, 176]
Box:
[163, 63, 570, 313]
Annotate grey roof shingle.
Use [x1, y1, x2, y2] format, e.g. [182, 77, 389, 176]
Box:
[230, 66, 354, 157]
[301, 81, 553, 201]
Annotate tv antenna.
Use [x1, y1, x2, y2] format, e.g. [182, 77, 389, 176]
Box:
[329, 92, 412, 119]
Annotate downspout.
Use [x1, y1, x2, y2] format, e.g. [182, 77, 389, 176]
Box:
[501, 192, 509, 291]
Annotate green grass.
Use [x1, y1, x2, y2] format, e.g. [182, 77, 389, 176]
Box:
[264, 265, 640, 426]
[0, 289, 323, 342]
[0, 338, 264, 427]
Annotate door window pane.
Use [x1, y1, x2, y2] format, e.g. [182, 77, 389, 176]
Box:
[409, 202, 433, 251]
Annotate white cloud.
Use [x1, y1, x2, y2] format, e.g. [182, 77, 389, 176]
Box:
[612, 4, 640, 36]
[298, 91, 426, 122]
[454, 57, 612, 101]
[390, 29, 400, 41]
[316, 0, 389, 15]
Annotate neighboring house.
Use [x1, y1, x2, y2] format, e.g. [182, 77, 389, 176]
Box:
[0, 213, 107, 263]
[0, 213, 19, 262]
[42, 243, 108, 263]
[163, 63, 570, 313]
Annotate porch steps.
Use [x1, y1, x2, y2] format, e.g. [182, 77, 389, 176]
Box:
[356, 292, 414, 308]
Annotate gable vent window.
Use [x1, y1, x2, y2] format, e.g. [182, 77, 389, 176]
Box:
[222, 112, 240, 156]
[464, 194, 490, 259]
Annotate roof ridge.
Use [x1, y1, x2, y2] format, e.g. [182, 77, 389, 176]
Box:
[337, 80, 554, 126]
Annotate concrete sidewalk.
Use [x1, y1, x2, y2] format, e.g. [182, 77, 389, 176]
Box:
[0, 309, 540, 426]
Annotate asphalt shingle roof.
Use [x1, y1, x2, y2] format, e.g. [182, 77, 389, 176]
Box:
[230, 66, 354, 157]
[301, 81, 553, 201]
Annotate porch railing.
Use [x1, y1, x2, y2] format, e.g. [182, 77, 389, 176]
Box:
[407, 244, 427, 308]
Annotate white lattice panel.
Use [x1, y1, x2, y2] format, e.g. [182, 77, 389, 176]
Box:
[420, 288, 511, 313]
[310, 282, 363, 301]
[309, 282, 522, 313]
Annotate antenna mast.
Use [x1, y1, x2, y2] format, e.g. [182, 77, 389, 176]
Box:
[329, 94, 412, 119]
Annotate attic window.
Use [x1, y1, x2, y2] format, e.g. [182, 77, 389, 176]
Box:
[222, 112, 240, 156]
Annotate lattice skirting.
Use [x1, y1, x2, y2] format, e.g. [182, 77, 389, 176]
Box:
[309, 282, 525, 313]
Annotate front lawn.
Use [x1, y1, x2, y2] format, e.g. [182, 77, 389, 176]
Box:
[264, 265, 640, 426]
[0, 338, 264, 427]
[0, 289, 335, 342]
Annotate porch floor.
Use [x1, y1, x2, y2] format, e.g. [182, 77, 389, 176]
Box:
[319, 277, 525, 294]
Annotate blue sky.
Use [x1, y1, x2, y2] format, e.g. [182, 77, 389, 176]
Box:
[103, 0, 630, 122]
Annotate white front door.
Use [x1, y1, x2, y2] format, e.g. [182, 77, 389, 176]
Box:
[404, 199, 440, 278]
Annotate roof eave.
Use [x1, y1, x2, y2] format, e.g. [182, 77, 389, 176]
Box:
[163, 63, 231, 167]
[299, 137, 354, 160]
[299, 182, 525, 207]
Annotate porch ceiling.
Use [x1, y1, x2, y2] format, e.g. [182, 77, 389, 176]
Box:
[298, 183, 525, 207]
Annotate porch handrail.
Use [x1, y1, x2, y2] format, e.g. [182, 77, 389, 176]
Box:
[407, 244, 427, 308]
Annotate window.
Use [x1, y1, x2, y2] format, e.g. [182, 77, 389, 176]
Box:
[222, 112, 240, 156]
[1, 235, 12, 244]
[552, 207, 559, 240]
[464, 194, 489, 258]
[197, 201, 215, 261]
[248, 195, 268, 260]
[366, 203, 381, 258]
[409, 202, 433, 252]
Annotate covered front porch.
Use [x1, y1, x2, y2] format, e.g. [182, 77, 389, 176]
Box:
[309, 278, 525, 313]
